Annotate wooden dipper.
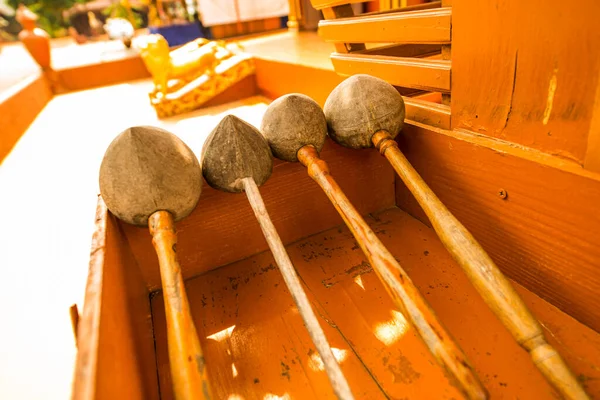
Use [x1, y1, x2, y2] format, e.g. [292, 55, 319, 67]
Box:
[201, 115, 355, 400]
[261, 94, 487, 400]
[324, 74, 589, 400]
[99, 126, 212, 400]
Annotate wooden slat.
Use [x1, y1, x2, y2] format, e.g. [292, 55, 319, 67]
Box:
[310, 0, 364, 11]
[451, 0, 600, 164]
[122, 139, 396, 291]
[72, 199, 159, 400]
[404, 97, 451, 129]
[319, 8, 451, 44]
[395, 123, 600, 333]
[321, 4, 366, 53]
[331, 53, 451, 92]
[362, 0, 442, 16]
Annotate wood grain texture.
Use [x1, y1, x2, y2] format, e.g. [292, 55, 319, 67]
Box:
[0, 73, 52, 164]
[331, 53, 451, 93]
[321, 5, 366, 53]
[151, 208, 600, 399]
[149, 211, 213, 400]
[72, 198, 158, 400]
[394, 123, 600, 333]
[451, 0, 600, 163]
[319, 8, 451, 44]
[373, 131, 587, 398]
[121, 139, 396, 291]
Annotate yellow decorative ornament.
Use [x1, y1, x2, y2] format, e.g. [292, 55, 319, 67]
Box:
[137, 34, 255, 118]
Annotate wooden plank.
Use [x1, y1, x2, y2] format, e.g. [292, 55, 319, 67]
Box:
[122, 139, 396, 291]
[310, 0, 364, 11]
[357, 43, 441, 58]
[451, 0, 600, 164]
[404, 97, 451, 129]
[361, 0, 441, 16]
[319, 8, 452, 44]
[0, 73, 52, 164]
[394, 123, 600, 333]
[321, 5, 366, 53]
[72, 199, 159, 400]
[331, 53, 451, 92]
[152, 208, 600, 398]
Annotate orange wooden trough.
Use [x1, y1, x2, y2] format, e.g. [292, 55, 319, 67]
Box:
[2, 0, 598, 399]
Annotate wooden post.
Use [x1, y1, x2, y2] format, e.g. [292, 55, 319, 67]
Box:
[297, 145, 488, 400]
[242, 177, 355, 399]
[372, 130, 589, 400]
[149, 211, 213, 400]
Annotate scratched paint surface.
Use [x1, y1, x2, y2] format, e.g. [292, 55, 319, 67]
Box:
[451, 0, 600, 163]
[151, 208, 600, 399]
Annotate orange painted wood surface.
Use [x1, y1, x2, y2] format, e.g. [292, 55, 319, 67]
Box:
[451, 0, 600, 164]
[395, 123, 600, 333]
[0, 73, 52, 163]
[255, 59, 344, 106]
[310, 0, 364, 11]
[72, 199, 158, 400]
[151, 208, 600, 399]
[319, 8, 451, 44]
[56, 56, 150, 92]
[331, 53, 451, 92]
[121, 139, 395, 291]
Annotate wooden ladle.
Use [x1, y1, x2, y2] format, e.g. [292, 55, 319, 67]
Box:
[99, 126, 212, 400]
[324, 74, 589, 400]
[261, 94, 487, 400]
[201, 115, 355, 400]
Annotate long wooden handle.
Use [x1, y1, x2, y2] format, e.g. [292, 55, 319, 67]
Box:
[149, 211, 213, 400]
[242, 177, 355, 400]
[372, 131, 589, 400]
[297, 146, 488, 400]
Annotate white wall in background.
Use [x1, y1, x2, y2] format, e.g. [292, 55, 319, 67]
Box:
[198, 0, 289, 27]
